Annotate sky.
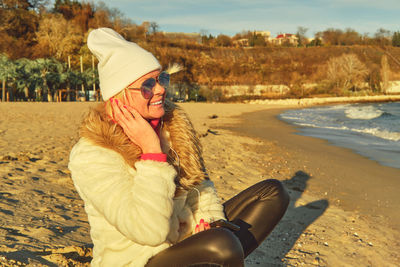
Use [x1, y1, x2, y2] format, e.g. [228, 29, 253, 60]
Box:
[89, 0, 400, 37]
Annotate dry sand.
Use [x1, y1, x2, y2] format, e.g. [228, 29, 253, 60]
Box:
[0, 98, 399, 266]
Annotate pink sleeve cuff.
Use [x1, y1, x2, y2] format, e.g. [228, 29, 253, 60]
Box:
[141, 153, 167, 162]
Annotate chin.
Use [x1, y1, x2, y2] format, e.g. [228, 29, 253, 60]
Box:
[148, 109, 165, 119]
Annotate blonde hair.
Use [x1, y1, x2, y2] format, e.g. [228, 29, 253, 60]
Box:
[104, 89, 127, 120]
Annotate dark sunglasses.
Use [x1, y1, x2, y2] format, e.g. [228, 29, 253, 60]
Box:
[127, 71, 170, 99]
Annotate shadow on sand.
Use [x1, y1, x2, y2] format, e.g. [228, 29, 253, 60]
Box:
[245, 171, 329, 266]
[0, 249, 58, 267]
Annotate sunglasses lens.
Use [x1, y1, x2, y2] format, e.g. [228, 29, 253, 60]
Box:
[142, 78, 156, 89]
[158, 72, 170, 88]
[140, 78, 156, 99]
[141, 87, 153, 99]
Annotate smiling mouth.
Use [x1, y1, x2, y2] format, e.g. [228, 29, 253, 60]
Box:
[149, 100, 163, 106]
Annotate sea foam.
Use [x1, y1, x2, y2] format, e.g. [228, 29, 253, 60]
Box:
[345, 106, 383, 120]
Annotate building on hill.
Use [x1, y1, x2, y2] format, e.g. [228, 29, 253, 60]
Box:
[234, 31, 298, 47]
[233, 38, 250, 47]
[255, 30, 272, 41]
[271, 33, 298, 46]
[254, 30, 271, 37]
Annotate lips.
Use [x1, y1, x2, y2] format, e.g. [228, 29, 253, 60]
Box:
[149, 100, 163, 106]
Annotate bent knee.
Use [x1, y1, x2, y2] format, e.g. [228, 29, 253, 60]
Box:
[258, 179, 290, 208]
[205, 228, 244, 264]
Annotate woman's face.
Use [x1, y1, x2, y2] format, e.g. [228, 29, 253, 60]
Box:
[123, 70, 166, 120]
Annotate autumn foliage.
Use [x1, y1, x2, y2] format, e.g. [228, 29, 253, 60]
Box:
[1, 0, 400, 102]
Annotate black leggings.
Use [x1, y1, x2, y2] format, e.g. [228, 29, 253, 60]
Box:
[146, 179, 290, 267]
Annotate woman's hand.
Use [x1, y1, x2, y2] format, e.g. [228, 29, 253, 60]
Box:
[194, 219, 210, 234]
[111, 98, 162, 153]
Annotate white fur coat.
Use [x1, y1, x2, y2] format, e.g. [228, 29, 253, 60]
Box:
[68, 102, 226, 266]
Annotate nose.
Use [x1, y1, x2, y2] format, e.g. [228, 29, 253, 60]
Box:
[153, 82, 165, 96]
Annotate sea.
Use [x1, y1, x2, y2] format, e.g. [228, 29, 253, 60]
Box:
[279, 102, 400, 169]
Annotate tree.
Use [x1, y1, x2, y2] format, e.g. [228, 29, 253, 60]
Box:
[0, 54, 17, 101]
[82, 68, 98, 91]
[201, 34, 214, 45]
[342, 28, 361, 45]
[199, 29, 208, 38]
[121, 24, 147, 41]
[34, 13, 83, 59]
[366, 64, 382, 92]
[0, 0, 39, 58]
[33, 58, 64, 101]
[308, 38, 322, 47]
[314, 28, 364, 46]
[14, 58, 33, 100]
[374, 28, 391, 46]
[88, 2, 113, 29]
[71, 2, 95, 33]
[296, 26, 308, 47]
[216, 34, 232, 47]
[149, 21, 159, 34]
[381, 54, 390, 93]
[326, 54, 368, 94]
[392, 31, 400, 47]
[317, 28, 343, 45]
[53, 0, 82, 20]
[28, 0, 47, 12]
[45, 60, 64, 100]
[249, 33, 266, 47]
[12, 58, 56, 101]
[17, 58, 44, 100]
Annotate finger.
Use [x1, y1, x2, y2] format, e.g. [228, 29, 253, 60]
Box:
[195, 224, 199, 234]
[111, 101, 131, 129]
[125, 105, 144, 120]
[199, 219, 205, 232]
[113, 100, 134, 125]
[116, 115, 129, 130]
[120, 105, 136, 122]
[111, 99, 124, 122]
[204, 222, 210, 230]
[199, 224, 205, 232]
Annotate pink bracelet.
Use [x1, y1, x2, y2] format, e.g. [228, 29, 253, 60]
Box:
[141, 153, 167, 162]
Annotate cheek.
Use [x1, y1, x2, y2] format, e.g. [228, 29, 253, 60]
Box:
[125, 92, 139, 107]
[126, 92, 149, 112]
[125, 92, 135, 106]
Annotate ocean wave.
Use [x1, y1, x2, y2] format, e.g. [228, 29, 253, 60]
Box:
[352, 128, 400, 142]
[292, 122, 400, 142]
[293, 122, 349, 131]
[381, 111, 393, 117]
[344, 106, 383, 120]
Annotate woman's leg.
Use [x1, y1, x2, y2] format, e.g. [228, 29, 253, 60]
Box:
[146, 179, 288, 266]
[146, 227, 244, 267]
[223, 179, 289, 257]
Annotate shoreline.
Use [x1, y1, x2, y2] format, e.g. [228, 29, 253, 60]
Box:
[246, 94, 400, 106]
[223, 107, 400, 231]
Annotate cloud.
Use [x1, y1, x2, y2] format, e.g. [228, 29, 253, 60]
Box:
[92, 0, 400, 36]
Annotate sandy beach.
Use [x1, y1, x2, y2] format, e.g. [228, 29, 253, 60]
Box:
[0, 99, 399, 266]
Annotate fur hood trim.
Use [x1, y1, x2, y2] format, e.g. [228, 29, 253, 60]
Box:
[79, 100, 207, 195]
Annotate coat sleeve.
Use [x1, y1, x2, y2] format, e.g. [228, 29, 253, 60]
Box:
[186, 179, 226, 229]
[68, 139, 177, 246]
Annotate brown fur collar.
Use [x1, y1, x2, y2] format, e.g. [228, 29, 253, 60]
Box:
[79, 100, 208, 196]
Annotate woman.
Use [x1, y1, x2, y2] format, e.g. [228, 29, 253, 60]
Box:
[69, 28, 289, 267]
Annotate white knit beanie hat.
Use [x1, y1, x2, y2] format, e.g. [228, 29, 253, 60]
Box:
[87, 28, 161, 101]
